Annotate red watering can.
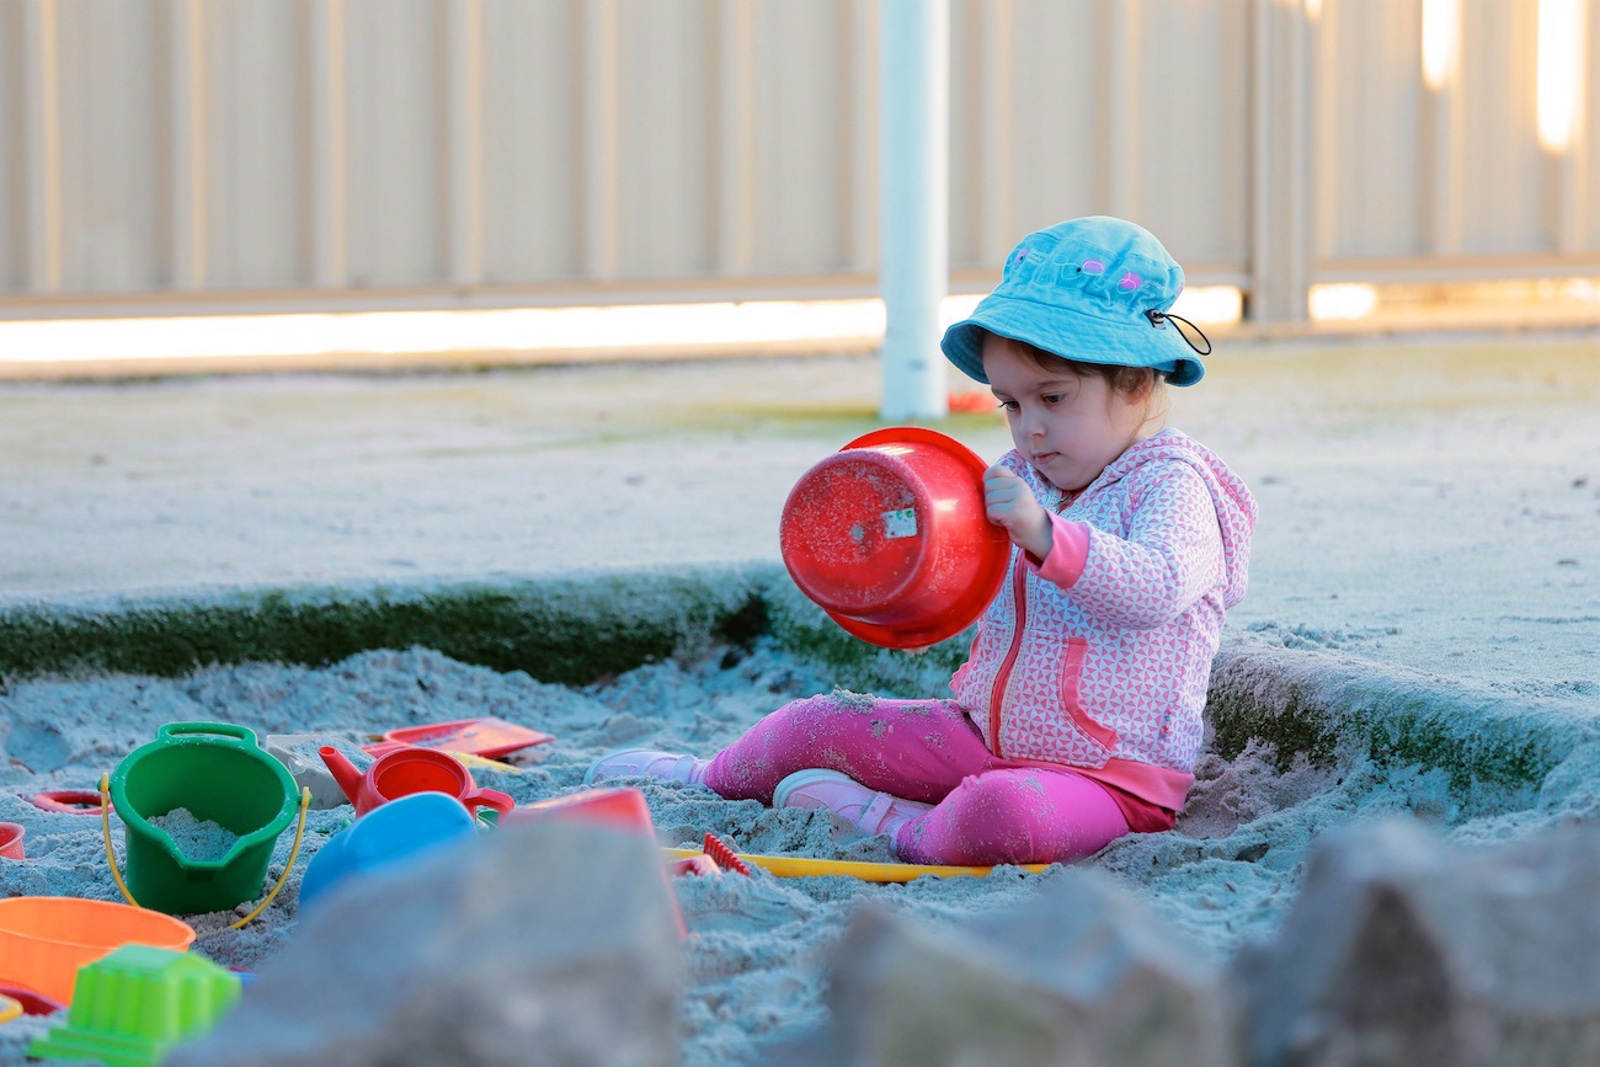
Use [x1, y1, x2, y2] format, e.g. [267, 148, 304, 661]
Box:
[318, 745, 514, 818]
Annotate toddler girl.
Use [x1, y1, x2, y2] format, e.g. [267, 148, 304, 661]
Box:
[587, 216, 1256, 866]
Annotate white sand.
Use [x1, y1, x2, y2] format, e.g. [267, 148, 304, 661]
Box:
[4, 637, 1597, 1065]
[147, 809, 240, 863]
[2, 339, 1599, 1062]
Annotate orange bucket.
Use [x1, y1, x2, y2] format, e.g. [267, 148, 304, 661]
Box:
[780, 427, 1010, 650]
[0, 897, 195, 1005]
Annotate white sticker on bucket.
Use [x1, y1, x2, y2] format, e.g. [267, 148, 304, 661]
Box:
[881, 508, 918, 540]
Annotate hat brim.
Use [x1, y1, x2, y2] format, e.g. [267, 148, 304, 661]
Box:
[940, 294, 1205, 387]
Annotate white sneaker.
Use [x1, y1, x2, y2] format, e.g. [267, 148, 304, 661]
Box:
[584, 749, 709, 787]
[773, 768, 932, 837]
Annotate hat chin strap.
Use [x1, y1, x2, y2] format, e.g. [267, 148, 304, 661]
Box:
[1144, 309, 1212, 357]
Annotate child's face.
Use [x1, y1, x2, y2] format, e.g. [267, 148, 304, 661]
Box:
[981, 335, 1150, 494]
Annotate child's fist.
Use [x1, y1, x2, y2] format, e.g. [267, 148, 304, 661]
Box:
[983, 465, 1052, 559]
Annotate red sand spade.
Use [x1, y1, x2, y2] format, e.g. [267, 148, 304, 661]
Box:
[780, 426, 1010, 650]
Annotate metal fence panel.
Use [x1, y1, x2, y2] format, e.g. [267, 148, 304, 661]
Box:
[203, 0, 305, 289]
[0, 0, 1594, 321]
[480, 0, 584, 284]
[0, 4, 23, 291]
[1319, 0, 1427, 260]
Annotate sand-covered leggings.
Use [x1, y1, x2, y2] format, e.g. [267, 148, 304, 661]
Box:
[700, 692, 1131, 866]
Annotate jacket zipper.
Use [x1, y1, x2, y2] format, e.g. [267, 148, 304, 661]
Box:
[986, 555, 1029, 758]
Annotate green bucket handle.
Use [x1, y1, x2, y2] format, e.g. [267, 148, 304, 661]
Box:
[153, 721, 260, 748]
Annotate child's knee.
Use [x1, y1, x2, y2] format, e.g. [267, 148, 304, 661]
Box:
[927, 774, 1045, 847]
[783, 691, 883, 726]
[755, 692, 877, 754]
[922, 771, 1124, 866]
[766, 693, 845, 729]
[898, 774, 1041, 866]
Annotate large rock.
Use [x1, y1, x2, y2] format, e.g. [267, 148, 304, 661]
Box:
[168, 818, 684, 1066]
[820, 868, 1236, 1067]
[1237, 817, 1600, 1066]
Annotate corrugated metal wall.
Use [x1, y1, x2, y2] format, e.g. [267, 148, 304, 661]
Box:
[0, 0, 1594, 322]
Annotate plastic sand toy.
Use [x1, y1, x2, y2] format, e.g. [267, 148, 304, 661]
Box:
[661, 846, 1049, 882]
[108, 722, 305, 916]
[22, 789, 104, 815]
[698, 832, 751, 876]
[377, 716, 554, 760]
[507, 788, 687, 937]
[0, 981, 66, 1016]
[780, 426, 1009, 650]
[512, 786, 658, 831]
[320, 743, 514, 818]
[29, 944, 240, 1067]
[298, 790, 480, 913]
[669, 833, 752, 878]
[0, 897, 195, 1006]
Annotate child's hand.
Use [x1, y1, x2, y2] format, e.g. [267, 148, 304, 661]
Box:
[983, 464, 1053, 559]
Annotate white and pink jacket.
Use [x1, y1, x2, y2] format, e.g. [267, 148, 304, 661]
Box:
[949, 428, 1256, 819]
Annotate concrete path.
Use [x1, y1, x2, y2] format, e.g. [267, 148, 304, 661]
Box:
[2, 338, 1597, 699]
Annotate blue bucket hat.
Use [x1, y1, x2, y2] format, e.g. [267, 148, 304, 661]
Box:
[941, 216, 1208, 387]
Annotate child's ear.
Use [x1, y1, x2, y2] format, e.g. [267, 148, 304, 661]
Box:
[1141, 371, 1172, 426]
[1126, 367, 1158, 402]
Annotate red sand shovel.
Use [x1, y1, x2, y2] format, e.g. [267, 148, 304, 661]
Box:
[371, 717, 553, 761]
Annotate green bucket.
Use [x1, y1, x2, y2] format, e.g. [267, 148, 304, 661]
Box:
[109, 722, 298, 916]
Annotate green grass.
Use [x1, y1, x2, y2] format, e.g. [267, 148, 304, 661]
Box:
[4, 562, 1589, 809]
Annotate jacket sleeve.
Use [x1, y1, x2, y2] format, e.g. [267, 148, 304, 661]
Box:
[1030, 461, 1225, 630]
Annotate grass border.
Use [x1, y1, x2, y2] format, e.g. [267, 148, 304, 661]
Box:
[3, 565, 1592, 796]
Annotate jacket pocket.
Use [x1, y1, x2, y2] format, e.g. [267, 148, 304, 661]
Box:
[1060, 638, 1119, 752]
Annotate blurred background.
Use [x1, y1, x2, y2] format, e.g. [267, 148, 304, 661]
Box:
[0, 0, 1595, 382]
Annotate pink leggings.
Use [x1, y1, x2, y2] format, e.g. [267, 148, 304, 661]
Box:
[701, 692, 1130, 866]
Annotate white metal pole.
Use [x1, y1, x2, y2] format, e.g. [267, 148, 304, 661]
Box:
[879, 0, 949, 421]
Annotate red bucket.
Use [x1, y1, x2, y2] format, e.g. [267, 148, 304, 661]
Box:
[780, 427, 1010, 650]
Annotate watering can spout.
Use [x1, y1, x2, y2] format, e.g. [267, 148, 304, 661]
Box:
[318, 746, 364, 806]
